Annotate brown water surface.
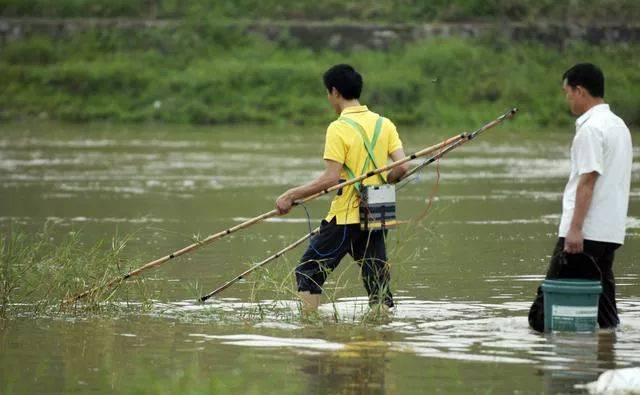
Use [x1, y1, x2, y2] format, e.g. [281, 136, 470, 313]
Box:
[1, 122, 638, 394]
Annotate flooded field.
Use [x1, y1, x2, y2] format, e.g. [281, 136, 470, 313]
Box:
[1, 121, 638, 394]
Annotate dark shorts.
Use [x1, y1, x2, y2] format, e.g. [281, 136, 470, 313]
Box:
[295, 217, 394, 307]
[528, 238, 621, 332]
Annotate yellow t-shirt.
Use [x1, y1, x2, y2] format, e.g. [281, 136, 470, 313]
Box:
[323, 105, 403, 224]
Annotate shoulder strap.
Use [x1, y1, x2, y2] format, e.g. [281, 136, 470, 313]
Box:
[339, 116, 387, 185]
[339, 117, 380, 170]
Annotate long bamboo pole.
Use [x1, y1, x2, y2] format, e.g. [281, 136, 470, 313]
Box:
[199, 227, 320, 302]
[199, 108, 518, 301]
[401, 108, 518, 180]
[64, 108, 516, 304]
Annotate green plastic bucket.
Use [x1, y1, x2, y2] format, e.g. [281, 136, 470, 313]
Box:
[542, 279, 602, 332]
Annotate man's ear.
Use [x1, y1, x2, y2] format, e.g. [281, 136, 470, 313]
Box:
[330, 87, 340, 98]
[576, 85, 589, 98]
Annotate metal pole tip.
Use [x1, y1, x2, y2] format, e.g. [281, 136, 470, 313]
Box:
[501, 108, 518, 120]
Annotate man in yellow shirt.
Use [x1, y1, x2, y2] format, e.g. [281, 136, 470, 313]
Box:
[276, 64, 408, 312]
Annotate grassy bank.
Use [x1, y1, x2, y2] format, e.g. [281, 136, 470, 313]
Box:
[2, 26, 638, 128]
[1, 0, 639, 23]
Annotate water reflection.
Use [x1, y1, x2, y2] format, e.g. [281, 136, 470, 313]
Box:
[150, 297, 640, 373]
[540, 331, 617, 394]
[299, 336, 391, 394]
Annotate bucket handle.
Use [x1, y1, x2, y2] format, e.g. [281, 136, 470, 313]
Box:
[555, 251, 603, 282]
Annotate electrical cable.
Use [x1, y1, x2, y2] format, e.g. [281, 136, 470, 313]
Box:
[300, 202, 347, 258]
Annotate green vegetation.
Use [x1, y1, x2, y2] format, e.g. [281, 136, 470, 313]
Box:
[0, 209, 435, 322]
[0, 225, 151, 318]
[1, 1, 639, 127]
[1, 0, 638, 23]
[1, 25, 639, 128]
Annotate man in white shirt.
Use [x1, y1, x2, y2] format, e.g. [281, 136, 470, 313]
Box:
[529, 63, 633, 332]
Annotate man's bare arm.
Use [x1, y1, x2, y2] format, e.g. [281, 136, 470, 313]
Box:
[276, 160, 342, 214]
[564, 171, 599, 253]
[387, 148, 409, 183]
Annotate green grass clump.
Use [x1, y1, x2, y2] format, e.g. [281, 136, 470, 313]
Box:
[0, 224, 150, 318]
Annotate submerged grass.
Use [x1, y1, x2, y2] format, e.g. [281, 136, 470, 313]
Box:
[0, 223, 154, 319]
[1, 173, 442, 324]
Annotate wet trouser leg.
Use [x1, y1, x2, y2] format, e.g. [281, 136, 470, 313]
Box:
[295, 219, 350, 295]
[351, 229, 394, 308]
[591, 241, 619, 328]
[528, 238, 620, 332]
[296, 218, 351, 294]
[295, 218, 393, 308]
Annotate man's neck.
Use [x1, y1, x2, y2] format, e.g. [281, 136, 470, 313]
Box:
[579, 98, 605, 116]
[338, 99, 361, 113]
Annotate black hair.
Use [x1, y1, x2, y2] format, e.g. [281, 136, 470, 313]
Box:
[323, 64, 363, 100]
[562, 63, 605, 98]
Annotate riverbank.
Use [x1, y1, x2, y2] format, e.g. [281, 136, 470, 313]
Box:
[3, 18, 640, 49]
[2, 29, 638, 127]
[2, 0, 639, 23]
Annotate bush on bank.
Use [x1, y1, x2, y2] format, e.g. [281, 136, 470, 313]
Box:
[0, 24, 638, 128]
[1, 0, 639, 23]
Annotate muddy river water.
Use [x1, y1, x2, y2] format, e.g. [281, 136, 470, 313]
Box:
[0, 121, 638, 394]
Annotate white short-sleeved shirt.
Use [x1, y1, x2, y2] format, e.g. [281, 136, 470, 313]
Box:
[559, 104, 633, 244]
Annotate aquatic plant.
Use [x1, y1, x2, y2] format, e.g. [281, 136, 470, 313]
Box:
[0, 224, 153, 318]
[0, 175, 442, 323]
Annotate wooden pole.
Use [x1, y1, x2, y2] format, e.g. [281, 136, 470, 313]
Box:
[64, 108, 517, 304]
[199, 227, 320, 302]
[401, 108, 517, 180]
